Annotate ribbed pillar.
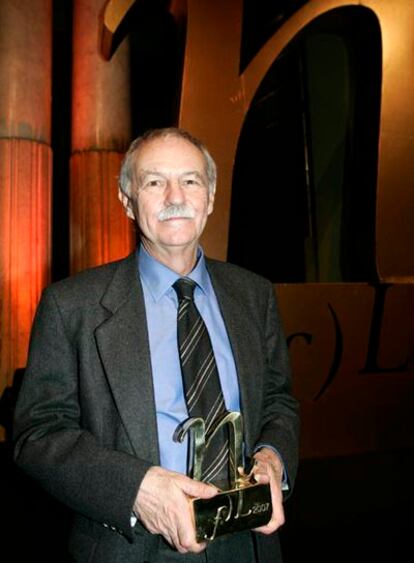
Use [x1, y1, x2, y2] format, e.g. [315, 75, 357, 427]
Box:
[71, 0, 133, 274]
[0, 0, 52, 423]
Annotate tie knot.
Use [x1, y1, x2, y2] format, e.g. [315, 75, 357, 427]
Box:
[173, 277, 196, 302]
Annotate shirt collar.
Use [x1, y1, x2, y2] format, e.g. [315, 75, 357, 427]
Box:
[138, 244, 210, 302]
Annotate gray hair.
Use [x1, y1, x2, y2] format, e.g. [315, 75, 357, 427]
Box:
[118, 127, 217, 198]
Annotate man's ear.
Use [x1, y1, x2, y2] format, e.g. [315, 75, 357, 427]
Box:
[207, 189, 215, 215]
[118, 189, 135, 220]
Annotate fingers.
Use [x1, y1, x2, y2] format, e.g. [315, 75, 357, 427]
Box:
[133, 466, 216, 553]
[252, 448, 285, 535]
[175, 515, 207, 554]
[180, 476, 218, 499]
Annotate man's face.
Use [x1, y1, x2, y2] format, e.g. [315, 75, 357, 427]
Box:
[128, 135, 215, 258]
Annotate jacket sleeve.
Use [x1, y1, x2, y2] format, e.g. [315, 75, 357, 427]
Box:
[255, 281, 300, 493]
[13, 288, 151, 542]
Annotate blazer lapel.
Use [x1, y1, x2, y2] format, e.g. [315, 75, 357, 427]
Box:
[206, 260, 261, 454]
[94, 254, 160, 464]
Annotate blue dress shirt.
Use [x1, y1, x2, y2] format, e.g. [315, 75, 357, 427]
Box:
[138, 245, 241, 475]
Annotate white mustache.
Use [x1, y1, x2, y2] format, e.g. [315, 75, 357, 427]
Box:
[158, 204, 195, 221]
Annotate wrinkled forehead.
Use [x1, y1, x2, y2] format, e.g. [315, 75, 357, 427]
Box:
[133, 135, 207, 176]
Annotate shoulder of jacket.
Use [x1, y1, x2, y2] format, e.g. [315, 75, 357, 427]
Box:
[205, 257, 272, 289]
[43, 254, 135, 303]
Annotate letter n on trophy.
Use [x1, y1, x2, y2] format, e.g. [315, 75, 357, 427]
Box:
[174, 412, 272, 542]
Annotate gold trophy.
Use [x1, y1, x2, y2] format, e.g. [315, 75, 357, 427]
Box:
[174, 412, 272, 542]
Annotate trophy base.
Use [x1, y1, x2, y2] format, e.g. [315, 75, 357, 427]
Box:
[192, 483, 272, 542]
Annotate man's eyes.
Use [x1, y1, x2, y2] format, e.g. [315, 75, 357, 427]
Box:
[182, 178, 201, 186]
[141, 176, 205, 189]
[141, 178, 165, 189]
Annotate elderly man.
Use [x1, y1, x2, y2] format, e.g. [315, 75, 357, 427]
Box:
[14, 128, 299, 562]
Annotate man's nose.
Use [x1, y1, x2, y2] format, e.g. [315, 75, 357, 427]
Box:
[165, 179, 185, 204]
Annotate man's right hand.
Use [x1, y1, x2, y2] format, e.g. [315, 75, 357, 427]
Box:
[133, 466, 218, 553]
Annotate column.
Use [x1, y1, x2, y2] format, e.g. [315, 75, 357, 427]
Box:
[71, 0, 133, 274]
[0, 0, 52, 431]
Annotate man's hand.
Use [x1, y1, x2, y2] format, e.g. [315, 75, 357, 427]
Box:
[133, 466, 218, 553]
[252, 447, 285, 534]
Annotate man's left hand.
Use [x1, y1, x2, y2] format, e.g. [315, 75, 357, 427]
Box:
[251, 447, 285, 534]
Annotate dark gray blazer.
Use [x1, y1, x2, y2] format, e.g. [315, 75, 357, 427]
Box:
[14, 252, 299, 562]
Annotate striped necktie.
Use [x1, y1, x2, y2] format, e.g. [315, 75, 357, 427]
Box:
[173, 277, 230, 488]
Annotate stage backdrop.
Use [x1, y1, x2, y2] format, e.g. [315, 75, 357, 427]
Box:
[0, 0, 413, 458]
